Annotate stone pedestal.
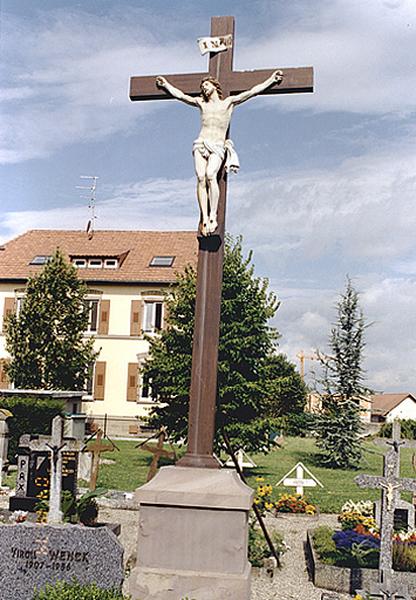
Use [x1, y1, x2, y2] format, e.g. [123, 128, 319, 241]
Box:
[129, 466, 254, 600]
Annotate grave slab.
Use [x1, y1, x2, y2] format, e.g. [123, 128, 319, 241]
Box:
[0, 522, 123, 600]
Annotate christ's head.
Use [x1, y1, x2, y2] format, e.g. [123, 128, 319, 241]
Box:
[200, 76, 223, 100]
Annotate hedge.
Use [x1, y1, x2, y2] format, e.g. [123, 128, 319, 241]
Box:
[0, 396, 65, 462]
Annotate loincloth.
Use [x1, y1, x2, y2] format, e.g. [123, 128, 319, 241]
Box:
[192, 138, 240, 173]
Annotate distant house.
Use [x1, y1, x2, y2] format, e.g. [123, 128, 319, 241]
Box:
[370, 393, 416, 423]
[0, 229, 197, 435]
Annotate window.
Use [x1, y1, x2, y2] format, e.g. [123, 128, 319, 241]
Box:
[73, 258, 87, 268]
[85, 299, 99, 333]
[88, 259, 103, 269]
[104, 258, 118, 269]
[141, 373, 155, 400]
[150, 256, 175, 267]
[143, 301, 163, 333]
[29, 256, 51, 266]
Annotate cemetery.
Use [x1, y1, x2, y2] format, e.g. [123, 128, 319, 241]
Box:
[0, 7, 414, 600]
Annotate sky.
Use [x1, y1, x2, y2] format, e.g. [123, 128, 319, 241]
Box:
[1, 0, 416, 392]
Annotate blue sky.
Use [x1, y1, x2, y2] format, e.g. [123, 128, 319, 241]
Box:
[1, 0, 416, 392]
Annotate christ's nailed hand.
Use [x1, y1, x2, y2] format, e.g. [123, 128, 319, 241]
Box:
[156, 76, 167, 88]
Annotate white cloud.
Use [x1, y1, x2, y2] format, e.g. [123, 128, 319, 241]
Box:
[2, 1, 416, 163]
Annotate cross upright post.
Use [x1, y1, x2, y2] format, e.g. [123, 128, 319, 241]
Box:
[46, 416, 66, 524]
[130, 16, 313, 469]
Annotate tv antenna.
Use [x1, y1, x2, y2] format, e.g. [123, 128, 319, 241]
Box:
[76, 175, 99, 239]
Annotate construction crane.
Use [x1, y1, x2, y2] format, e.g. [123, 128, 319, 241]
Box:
[296, 350, 318, 381]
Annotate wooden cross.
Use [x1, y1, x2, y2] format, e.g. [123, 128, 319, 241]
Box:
[130, 16, 313, 468]
[138, 428, 176, 482]
[83, 429, 115, 491]
[355, 422, 416, 600]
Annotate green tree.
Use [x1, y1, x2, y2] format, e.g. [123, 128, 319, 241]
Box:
[144, 236, 302, 453]
[315, 277, 370, 469]
[5, 250, 98, 390]
[261, 353, 307, 418]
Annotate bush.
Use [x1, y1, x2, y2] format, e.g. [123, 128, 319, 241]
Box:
[311, 526, 338, 565]
[248, 519, 286, 567]
[273, 412, 317, 437]
[0, 396, 65, 462]
[379, 419, 416, 440]
[34, 580, 129, 599]
[393, 542, 416, 572]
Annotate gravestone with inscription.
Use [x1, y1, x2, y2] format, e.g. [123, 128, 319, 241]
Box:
[0, 522, 123, 599]
[10, 431, 81, 512]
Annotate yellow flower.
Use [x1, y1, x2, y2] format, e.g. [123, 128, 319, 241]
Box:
[265, 502, 274, 510]
[255, 477, 265, 482]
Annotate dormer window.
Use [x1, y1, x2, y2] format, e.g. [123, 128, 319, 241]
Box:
[88, 259, 103, 269]
[29, 255, 52, 266]
[150, 256, 175, 267]
[104, 258, 118, 269]
[73, 258, 87, 268]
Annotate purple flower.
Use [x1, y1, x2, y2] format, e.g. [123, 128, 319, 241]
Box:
[333, 530, 380, 551]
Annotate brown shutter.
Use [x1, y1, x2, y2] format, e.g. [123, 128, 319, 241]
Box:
[98, 300, 110, 335]
[0, 360, 10, 390]
[94, 362, 106, 401]
[2, 297, 15, 331]
[130, 300, 143, 336]
[127, 363, 138, 402]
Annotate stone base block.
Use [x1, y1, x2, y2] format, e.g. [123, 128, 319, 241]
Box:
[128, 466, 254, 600]
[129, 564, 251, 600]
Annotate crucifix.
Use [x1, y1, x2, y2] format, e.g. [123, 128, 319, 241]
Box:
[83, 428, 116, 491]
[46, 415, 67, 524]
[130, 16, 313, 469]
[355, 422, 416, 600]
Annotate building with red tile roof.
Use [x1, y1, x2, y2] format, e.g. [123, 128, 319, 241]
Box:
[0, 230, 197, 435]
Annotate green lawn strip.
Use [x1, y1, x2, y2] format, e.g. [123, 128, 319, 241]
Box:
[5, 436, 415, 514]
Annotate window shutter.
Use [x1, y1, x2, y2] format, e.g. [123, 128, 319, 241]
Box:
[0, 360, 10, 390]
[127, 363, 139, 402]
[2, 297, 15, 331]
[94, 362, 106, 401]
[98, 300, 110, 335]
[130, 300, 143, 336]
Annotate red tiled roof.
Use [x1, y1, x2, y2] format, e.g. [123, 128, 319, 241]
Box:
[371, 393, 416, 416]
[0, 230, 198, 284]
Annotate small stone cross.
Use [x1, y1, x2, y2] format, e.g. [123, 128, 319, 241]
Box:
[46, 415, 66, 524]
[83, 429, 115, 491]
[355, 421, 416, 600]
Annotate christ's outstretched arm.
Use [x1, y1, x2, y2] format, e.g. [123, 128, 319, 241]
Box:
[156, 76, 199, 106]
[229, 70, 283, 106]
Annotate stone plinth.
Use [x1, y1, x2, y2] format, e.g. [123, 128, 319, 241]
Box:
[129, 465, 254, 600]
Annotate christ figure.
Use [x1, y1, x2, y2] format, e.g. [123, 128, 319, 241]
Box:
[156, 70, 283, 235]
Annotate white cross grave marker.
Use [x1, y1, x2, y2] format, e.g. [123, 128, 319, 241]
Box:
[276, 461, 323, 496]
[224, 448, 257, 471]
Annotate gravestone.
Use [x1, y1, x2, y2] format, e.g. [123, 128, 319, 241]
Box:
[10, 428, 81, 513]
[374, 498, 415, 532]
[355, 421, 416, 600]
[0, 408, 12, 487]
[0, 522, 123, 600]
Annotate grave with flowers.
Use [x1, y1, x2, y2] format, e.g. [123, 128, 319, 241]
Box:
[308, 422, 416, 599]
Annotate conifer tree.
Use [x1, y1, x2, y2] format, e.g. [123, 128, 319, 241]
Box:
[5, 250, 98, 390]
[144, 236, 304, 453]
[315, 278, 370, 469]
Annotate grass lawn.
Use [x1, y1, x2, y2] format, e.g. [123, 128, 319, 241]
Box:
[85, 436, 416, 513]
[5, 436, 415, 514]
